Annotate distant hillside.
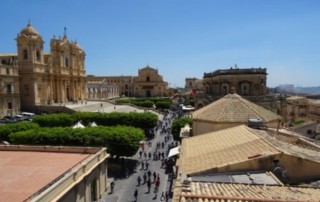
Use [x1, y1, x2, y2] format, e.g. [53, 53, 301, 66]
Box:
[294, 86, 320, 95]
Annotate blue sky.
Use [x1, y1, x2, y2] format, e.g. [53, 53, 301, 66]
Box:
[1, 0, 319, 88]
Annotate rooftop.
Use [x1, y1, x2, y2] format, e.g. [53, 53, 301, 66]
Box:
[0, 145, 102, 202]
[179, 182, 320, 202]
[180, 125, 281, 175]
[192, 93, 281, 123]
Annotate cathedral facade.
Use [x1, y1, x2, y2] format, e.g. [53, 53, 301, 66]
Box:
[87, 66, 168, 99]
[0, 22, 86, 115]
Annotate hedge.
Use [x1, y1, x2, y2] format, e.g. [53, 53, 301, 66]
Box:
[32, 113, 77, 127]
[0, 121, 39, 141]
[9, 126, 144, 156]
[33, 112, 158, 130]
[116, 98, 172, 109]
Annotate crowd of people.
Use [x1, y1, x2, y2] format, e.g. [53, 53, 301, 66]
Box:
[132, 110, 178, 201]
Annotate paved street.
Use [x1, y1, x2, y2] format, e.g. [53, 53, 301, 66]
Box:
[101, 111, 175, 202]
[66, 101, 175, 202]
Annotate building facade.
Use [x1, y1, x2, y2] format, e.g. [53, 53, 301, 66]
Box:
[86, 76, 123, 100]
[185, 77, 203, 91]
[133, 66, 168, 97]
[0, 145, 109, 202]
[203, 67, 267, 96]
[0, 55, 20, 117]
[17, 23, 86, 110]
[0, 22, 87, 115]
[86, 65, 168, 99]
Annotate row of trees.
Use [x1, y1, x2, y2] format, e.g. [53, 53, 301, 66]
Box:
[8, 126, 144, 156]
[0, 112, 158, 156]
[116, 98, 172, 109]
[0, 113, 196, 155]
[32, 112, 158, 130]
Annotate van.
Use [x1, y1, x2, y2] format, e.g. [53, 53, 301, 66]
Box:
[20, 112, 36, 120]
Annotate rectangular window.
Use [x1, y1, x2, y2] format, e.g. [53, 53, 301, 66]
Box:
[65, 57, 69, 67]
[6, 84, 12, 94]
[36, 50, 41, 61]
[6, 68, 10, 75]
[23, 50, 28, 60]
[7, 102, 12, 110]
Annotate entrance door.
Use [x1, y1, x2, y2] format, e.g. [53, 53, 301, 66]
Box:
[146, 90, 151, 97]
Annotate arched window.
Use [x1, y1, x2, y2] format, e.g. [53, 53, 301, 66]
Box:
[146, 76, 150, 82]
[240, 82, 250, 95]
[221, 83, 229, 95]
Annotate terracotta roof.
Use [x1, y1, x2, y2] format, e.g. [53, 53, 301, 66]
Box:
[180, 125, 280, 175]
[180, 182, 320, 202]
[0, 148, 91, 202]
[192, 93, 281, 123]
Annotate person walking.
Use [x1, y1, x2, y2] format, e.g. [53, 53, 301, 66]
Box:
[147, 178, 151, 193]
[143, 172, 147, 184]
[137, 176, 141, 186]
[110, 181, 115, 194]
[160, 191, 165, 201]
[155, 178, 160, 193]
[153, 172, 157, 183]
[134, 189, 138, 201]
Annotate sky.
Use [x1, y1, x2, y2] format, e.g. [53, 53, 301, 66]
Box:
[1, 0, 320, 88]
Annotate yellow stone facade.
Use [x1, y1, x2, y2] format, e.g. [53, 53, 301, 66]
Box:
[87, 66, 168, 99]
[0, 55, 20, 117]
[0, 23, 87, 114]
[133, 66, 168, 97]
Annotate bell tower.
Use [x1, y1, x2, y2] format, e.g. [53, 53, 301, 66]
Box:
[16, 21, 44, 69]
[16, 22, 45, 110]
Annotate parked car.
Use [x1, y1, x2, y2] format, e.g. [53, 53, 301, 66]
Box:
[0, 116, 17, 123]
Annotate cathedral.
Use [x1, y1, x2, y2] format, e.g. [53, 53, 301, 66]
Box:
[0, 22, 86, 116]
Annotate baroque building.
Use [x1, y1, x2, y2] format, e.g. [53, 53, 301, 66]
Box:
[0, 55, 20, 117]
[87, 65, 168, 99]
[0, 22, 86, 115]
[133, 66, 168, 97]
[203, 67, 267, 96]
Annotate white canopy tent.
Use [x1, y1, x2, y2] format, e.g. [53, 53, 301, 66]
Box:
[90, 122, 98, 127]
[168, 146, 180, 158]
[72, 121, 85, 129]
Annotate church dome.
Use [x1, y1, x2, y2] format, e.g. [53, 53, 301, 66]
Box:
[20, 22, 40, 36]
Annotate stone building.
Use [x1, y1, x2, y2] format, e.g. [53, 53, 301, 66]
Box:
[0, 54, 20, 117]
[192, 92, 281, 135]
[284, 96, 309, 123]
[173, 125, 320, 201]
[203, 67, 267, 96]
[0, 22, 86, 114]
[86, 76, 123, 100]
[0, 145, 109, 202]
[133, 66, 168, 97]
[184, 77, 203, 91]
[86, 65, 168, 99]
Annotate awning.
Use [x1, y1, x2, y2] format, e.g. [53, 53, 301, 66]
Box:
[168, 146, 180, 158]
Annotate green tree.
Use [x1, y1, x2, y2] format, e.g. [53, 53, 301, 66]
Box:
[171, 117, 192, 141]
